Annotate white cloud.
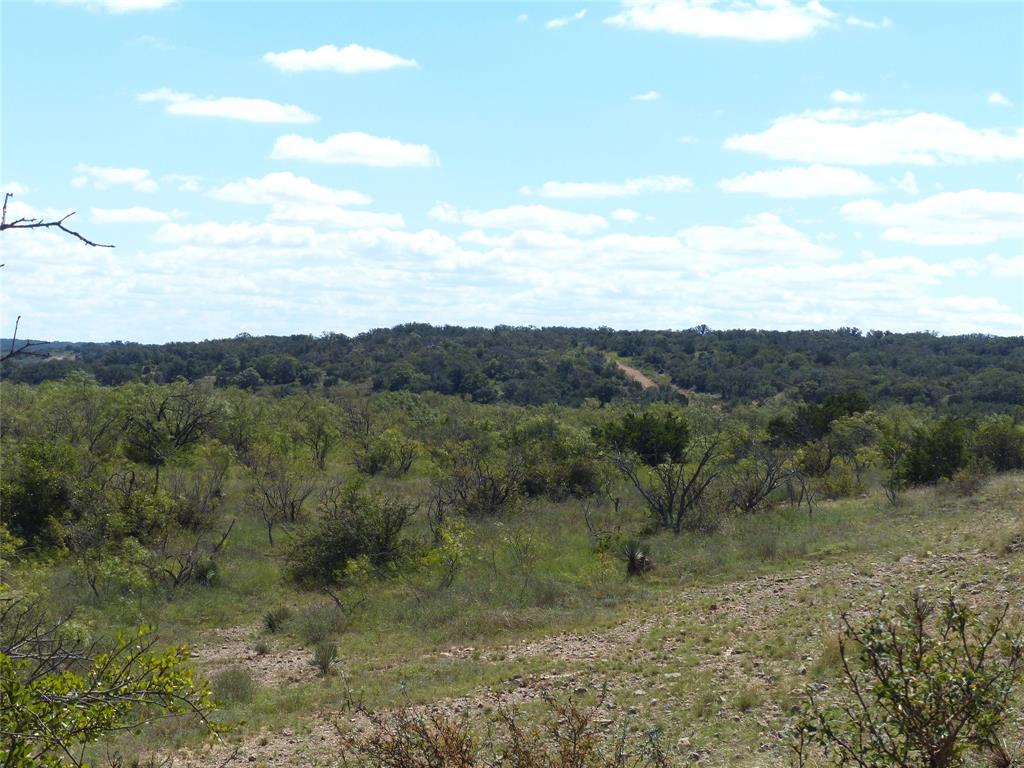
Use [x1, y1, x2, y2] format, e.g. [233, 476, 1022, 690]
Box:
[631, 90, 661, 102]
[263, 44, 418, 74]
[725, 109, 1024, 165]
[7, 205, 1020, 341]
[138, 88, 316, 123]
[841, 190, 1024, 245]
[829, 89, 864, 104]
[1, 182, 31, 195]
[604, 0, 834, 41]
[717, 164, 881, 198]
[517, 13, 528, 22]
[522, 175, 693, 199]
[677, 213, 838, 267]
[611, 208, 640, 222]
[546, 9, 586, 29]
[73, 163, 158, 192]
[846, 15, 892, 29]
[162, 174, 202, 192]
[153, 221, 320, 247]
[987, 254, 1024, 278]
[210, 172, 372, 207]
[42, 0, 174, 12]
[271, 132, 438, 167]
[429, 203, 608, 235]
[988, 91, 1013, 107]
[891, 171, 919, 196]
[91, 206, 182, 223]
[268, 203, 405, 230]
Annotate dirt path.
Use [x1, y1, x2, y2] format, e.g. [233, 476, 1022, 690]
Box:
[614, 360, 661, 390]
[180, 544, 1023, 767]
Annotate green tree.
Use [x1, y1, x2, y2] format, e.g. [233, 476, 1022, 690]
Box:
[598, 406, 722, 533]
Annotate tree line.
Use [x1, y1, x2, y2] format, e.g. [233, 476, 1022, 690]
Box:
[3, 325, 1022, 414]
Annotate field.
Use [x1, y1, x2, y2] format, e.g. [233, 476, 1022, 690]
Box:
[77, 474, 1024, 767]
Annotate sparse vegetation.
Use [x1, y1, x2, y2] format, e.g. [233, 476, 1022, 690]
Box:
[2, 337, 1022, 767]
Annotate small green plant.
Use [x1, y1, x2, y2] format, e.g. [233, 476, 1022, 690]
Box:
[253, 639, 270, 656]
[296, 604, 346, 645]
[794, 591, 1024, 768]
[312, 640, 338, 677]
[213, 666, 256, 705]
[263, 606, 292, 634]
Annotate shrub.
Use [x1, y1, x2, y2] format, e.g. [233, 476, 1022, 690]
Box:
[949, 458, 992, 497]
[263, 606, 292, 634]
[430, 443, 523, 519]
[253, 640, 270, 656]
[340, 693, 670, 767]
[794, 591, 1024, 768]
[213, 666, 255, 705]
[901, 416, 969, 484]
[285, 483, 414, 587]
[296, 604, 347, 645]
[312, 641, 338, 677]
[617, 538, 654, 577]
[973, 416, 1024, 472]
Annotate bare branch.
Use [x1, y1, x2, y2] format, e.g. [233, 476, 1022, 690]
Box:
[0, 192, 113, 248]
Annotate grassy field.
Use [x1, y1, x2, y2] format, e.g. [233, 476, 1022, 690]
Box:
[54, 470, 1023, 767]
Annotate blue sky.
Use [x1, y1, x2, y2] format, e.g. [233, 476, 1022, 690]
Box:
[1, 0, 1021, 343]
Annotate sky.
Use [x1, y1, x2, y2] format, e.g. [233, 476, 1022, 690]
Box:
[1, 0, 1022, 343]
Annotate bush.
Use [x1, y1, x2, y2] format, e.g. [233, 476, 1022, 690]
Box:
[795, 591, 1024, 768]
[340, 694, 669, 767]
[617, 538, 654, 577]
[295, 604, 347, 645]
[285, 483, 414, 587]
[901, 416, 969, 484]
[312, 641, 338, 677]
[263, 606, 292, 634]
[213, 666, 255, 705]
[973, 416, 1024, 472]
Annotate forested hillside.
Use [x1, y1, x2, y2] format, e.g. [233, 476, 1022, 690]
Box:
[4, 325, 1022, 413]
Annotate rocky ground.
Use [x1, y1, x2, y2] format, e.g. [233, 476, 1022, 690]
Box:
[180, 529, 1024, 767]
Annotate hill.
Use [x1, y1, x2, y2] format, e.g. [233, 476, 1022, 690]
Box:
[3, 325, 1023, 413]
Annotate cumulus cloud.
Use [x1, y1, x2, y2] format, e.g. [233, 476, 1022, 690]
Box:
[6, 204, 1020, 342]
[987, 254, 1024, 278]
[891, 171, 919, 196]
[139, 88, 317, 123]
[41, 0, 174, 12]
[841, 190, 1024, 245]
[162, 174, 202, 192]
[263, 44, 418, 74]
[267, 203, 405, 230]
[604, 0, 834, 41]
[522, 176, 692, 199]
[988, 91, 1013, 107]
[271, 132, 438, 167]
[611, 208, 641, 222]
[72, 163, 158, 192]
[677, 213, 838, 268]
[829, 89, 863, 104]
[210, 172, 372, 207]
[846, 15, 892, 29]
[546, 9, 586, 29]
[725, 109, 1024, 165]
[717, 164, 881, 197]
[91, 206, 182, 223]
[429, 203, 608, 235]
[631, 90, 661, 102]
